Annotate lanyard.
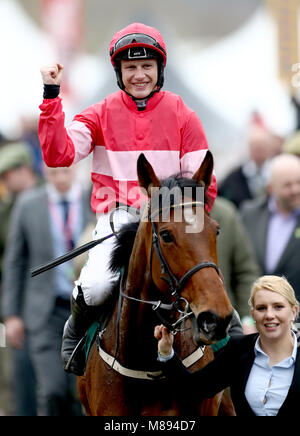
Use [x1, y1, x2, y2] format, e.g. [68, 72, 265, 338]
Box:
[48, 200, 77, 250]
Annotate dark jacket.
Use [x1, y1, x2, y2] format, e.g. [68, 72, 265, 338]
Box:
[1, 185, 94, 331]
[240, 196, 300, 302]
[210, 197, 260, 318]
[161, 333, 300, 416]
[218, 166, 252, 209]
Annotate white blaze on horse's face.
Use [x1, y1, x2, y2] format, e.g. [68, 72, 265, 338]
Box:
[183, 205, 204, 234]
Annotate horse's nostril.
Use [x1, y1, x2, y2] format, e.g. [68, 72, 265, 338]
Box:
[202, 320, 217, 333]
[197, 311, 217, 332]
[197, 311, 232, 339]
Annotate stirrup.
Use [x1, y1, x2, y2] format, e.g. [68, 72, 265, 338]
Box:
[64, 334, 86, 374]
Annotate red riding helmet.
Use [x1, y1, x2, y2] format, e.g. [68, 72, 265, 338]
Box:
[109, 23, 167, 92]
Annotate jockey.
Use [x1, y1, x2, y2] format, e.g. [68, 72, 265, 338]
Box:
[38, 23, 217, 375]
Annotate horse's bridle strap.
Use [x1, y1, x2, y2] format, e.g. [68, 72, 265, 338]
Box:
[97, 336, 205, 380]
[148, 201, 204, 221]
[181, 345, 204, 368]
[177, 262, 220, 292]
[151, 220, 221, 296]
[119, 290, 174, 312]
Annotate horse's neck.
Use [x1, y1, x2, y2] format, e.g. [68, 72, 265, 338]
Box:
[115, 226, 158, 363]
[120, 280, 158, 362]
[107, 221, 199, 367]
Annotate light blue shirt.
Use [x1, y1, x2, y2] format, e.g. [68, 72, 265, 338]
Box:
[242, 159, 270, 198]
[245, 331, 297, 416]
[157, 349, 174, 362]
[265, 196, 300, 273]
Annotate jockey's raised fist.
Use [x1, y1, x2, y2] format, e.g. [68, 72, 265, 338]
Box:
[40, 62, 64, 85]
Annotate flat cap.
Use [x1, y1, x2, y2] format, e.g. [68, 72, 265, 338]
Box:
[0, 142, 32, 176]
[282, 130, 300, 156]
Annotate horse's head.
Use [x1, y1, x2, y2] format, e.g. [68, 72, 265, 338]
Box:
[135, 151, 233, 345]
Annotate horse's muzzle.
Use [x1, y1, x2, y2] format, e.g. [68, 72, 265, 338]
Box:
[194, 311, 233, 344]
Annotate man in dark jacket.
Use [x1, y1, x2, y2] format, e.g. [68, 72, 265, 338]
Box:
[0, 142, 38, 416]
[240, 153, 300, 301]
[2, 165, 94, 415]
[210, 197, 260, 330]
[219, 122, 276, 208]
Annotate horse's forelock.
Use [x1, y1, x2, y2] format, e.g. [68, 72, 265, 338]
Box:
[109, 175, 207, 273]
[156, 173, 208, 208]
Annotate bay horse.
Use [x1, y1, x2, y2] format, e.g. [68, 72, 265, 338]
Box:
[77, 151, 234, 416]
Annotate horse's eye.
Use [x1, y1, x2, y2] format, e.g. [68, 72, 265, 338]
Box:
[216, 226, 221, 236]
[159, 230, 174, 243]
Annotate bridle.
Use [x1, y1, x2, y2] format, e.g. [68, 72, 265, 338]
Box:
[99, 200, 223, 377]
[119, 201, 222, 333]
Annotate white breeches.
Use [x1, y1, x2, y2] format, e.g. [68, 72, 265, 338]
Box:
[72, 208, 137, 306]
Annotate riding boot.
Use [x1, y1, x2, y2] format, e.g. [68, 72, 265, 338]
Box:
[62, 293, 97, 376]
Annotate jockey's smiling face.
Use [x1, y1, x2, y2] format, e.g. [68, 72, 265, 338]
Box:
[120, 58, 158, 99]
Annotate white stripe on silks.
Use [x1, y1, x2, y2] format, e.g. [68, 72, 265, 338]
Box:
[92, 146, 181, 180]
[66, 121, 93, 164]
[180, 149, 208, 176]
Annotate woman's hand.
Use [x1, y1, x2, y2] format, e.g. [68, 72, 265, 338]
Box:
[154, 324, 174, 357]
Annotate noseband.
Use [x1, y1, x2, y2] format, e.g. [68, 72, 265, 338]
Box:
[120, 201, 222, 333]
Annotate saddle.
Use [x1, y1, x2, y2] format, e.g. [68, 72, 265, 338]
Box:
[84, 308, 113, 364]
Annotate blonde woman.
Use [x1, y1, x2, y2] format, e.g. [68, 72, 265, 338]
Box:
[155, 275, 300, 416]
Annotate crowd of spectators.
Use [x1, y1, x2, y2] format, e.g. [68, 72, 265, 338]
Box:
[1, 106, 300, 415]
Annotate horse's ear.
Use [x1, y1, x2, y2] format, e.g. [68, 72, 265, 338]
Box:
[192, 150, 214, 188]
[137, 153, 160, 197]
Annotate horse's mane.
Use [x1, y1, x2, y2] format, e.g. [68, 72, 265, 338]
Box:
[109, 173, 206, 275]
[109, 220, 139, 275]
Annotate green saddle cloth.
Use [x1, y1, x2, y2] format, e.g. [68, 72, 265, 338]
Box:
[84, 321, 100, 361]
[83, 294, 117, 363]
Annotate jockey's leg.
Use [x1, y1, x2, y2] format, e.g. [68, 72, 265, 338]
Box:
[62, 208, 137, 375]
[62, 288, 99, 376]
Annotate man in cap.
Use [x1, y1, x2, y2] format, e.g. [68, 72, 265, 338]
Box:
[0, 141, 38, 415]
[0, 142, 37, 275]
[282, 130, 300, 157]
[39, 23, 217, 375]
[2, 164, 94, 415]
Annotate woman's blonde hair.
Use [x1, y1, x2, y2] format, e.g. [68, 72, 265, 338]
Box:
[249, 275, 300, 312]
